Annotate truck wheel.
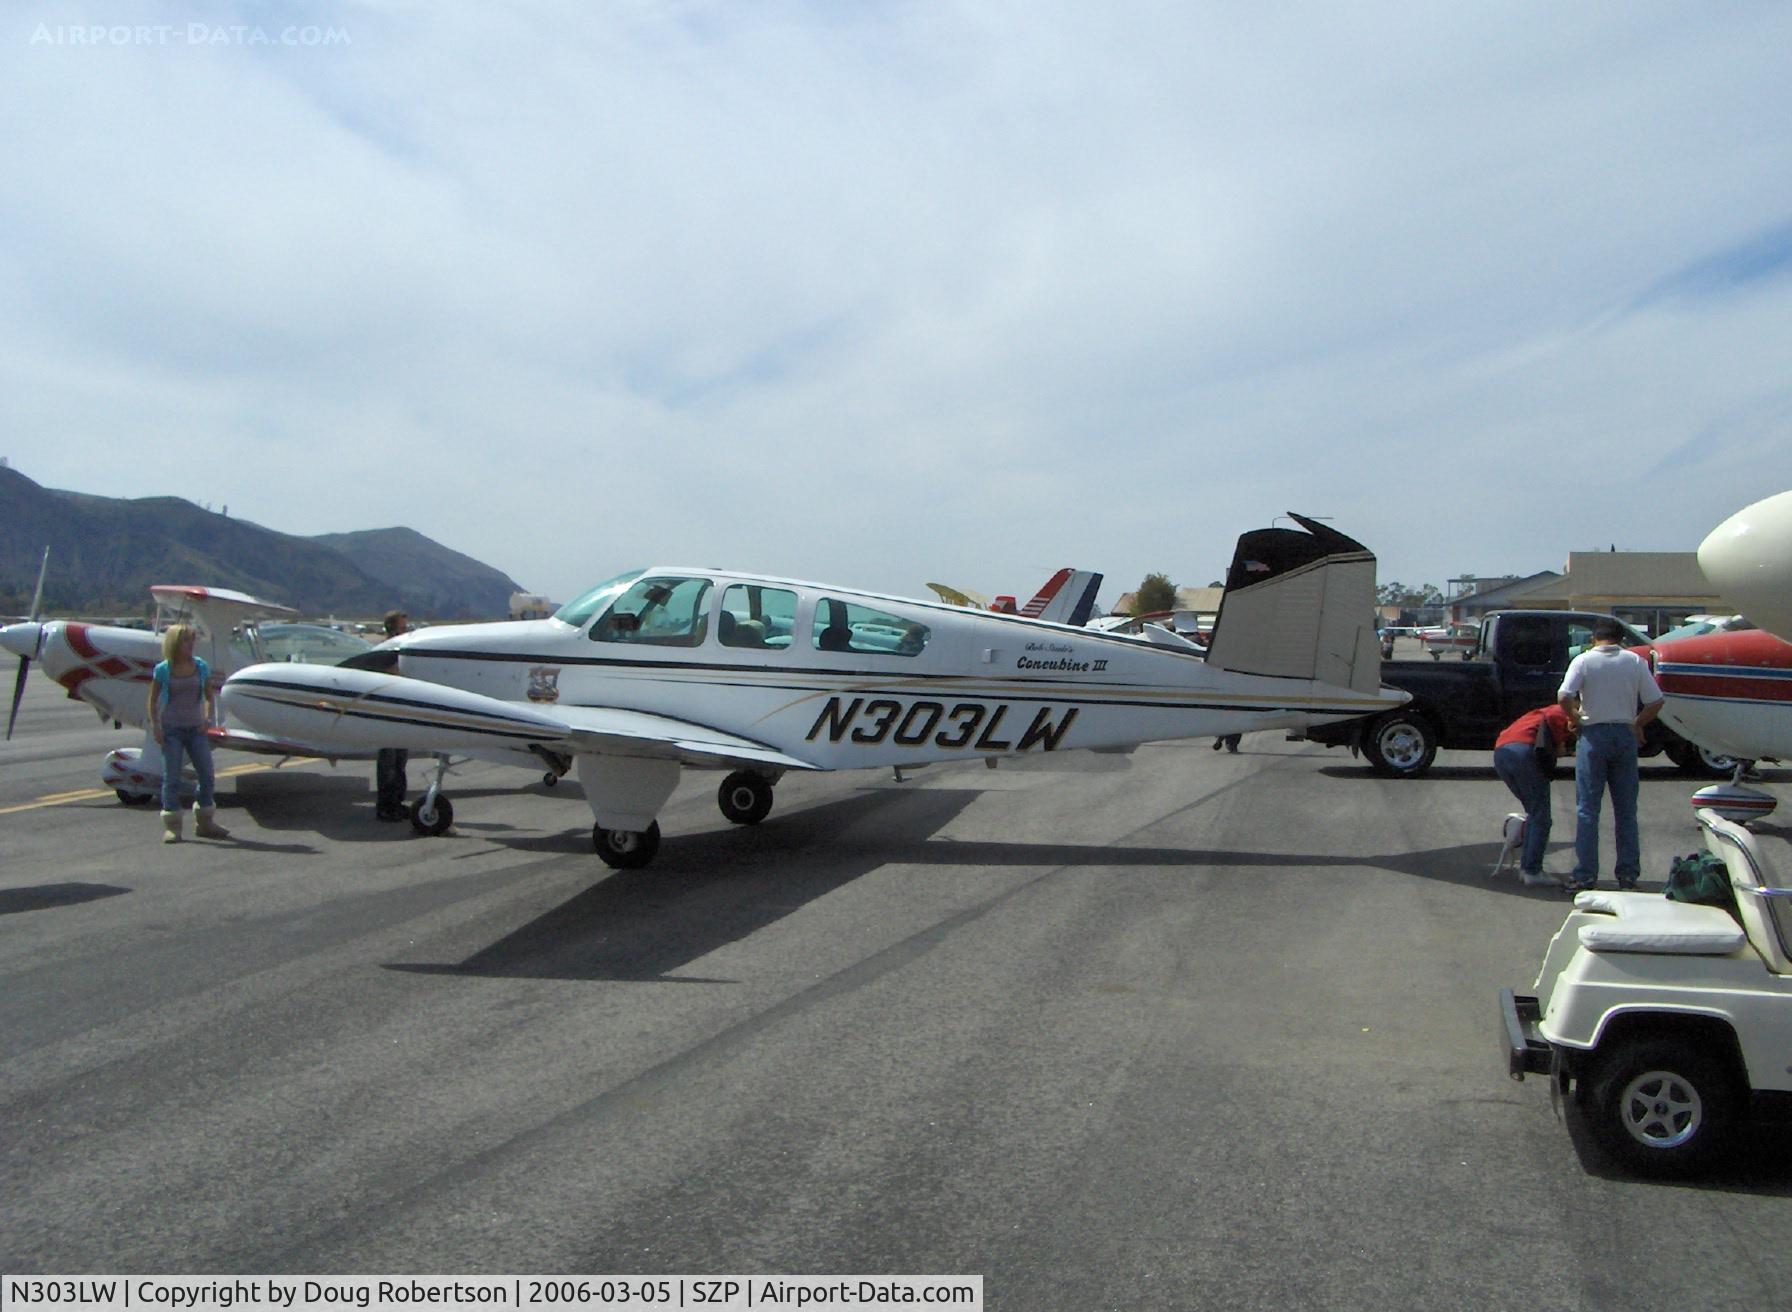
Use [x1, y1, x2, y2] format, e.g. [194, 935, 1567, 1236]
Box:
[1584, 1037, 1739, 1177]
[1363, 711, 1438, 778]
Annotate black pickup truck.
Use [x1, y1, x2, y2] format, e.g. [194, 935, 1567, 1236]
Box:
[1299, 610, 1734, 778]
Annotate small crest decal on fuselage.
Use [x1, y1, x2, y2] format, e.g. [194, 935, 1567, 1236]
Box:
[526, 666, 562, 704]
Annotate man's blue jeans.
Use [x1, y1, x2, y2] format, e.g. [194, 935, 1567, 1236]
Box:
[160, 725, 216, 811]
[1493, 742, 1553, 873]
[1573, 722, 1641, 882]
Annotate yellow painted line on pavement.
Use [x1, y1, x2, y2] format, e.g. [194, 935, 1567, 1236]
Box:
[0, 762, 279, 815]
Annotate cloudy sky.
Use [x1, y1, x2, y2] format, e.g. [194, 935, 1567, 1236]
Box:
[4, 1, 1791, 609]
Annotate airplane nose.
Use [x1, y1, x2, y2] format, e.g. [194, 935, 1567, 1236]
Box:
[0, 622, 44, 660]
[1699, 489, 1792, 641]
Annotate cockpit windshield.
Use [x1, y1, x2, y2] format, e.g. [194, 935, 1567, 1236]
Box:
[553, 569, 645, 628]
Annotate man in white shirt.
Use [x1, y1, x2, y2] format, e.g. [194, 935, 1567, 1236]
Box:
[1557, 617, 1664, 891]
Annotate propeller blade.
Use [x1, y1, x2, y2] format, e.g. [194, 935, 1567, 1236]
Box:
[6, 655, 28, 740]
[27, 545, 49, 622]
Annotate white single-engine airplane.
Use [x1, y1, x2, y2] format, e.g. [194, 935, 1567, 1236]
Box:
[218, 515, 1407, 869]
[1, 582, 374, 802]
[1649, 489, 1792, 796]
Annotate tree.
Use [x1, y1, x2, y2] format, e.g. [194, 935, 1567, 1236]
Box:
[1376, 582, 1443, 608]
[1132, 572, 1178, 616]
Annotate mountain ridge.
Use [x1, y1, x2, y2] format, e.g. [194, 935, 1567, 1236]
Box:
[0, 466, 523, 619]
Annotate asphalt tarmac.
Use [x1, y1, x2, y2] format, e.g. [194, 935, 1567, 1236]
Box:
[3, 670, 1790, 1309]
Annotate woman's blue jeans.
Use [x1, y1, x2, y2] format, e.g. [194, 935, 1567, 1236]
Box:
[160, 726, 216, 811]
[1493, 741, 1553, 873]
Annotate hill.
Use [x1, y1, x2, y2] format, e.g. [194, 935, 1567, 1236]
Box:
[0, 466, 522, 619]
[311, 527, 520, 620]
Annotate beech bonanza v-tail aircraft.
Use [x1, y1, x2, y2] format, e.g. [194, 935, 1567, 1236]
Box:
[219, 515, 1407, 869]
[0, 583, 373, 801]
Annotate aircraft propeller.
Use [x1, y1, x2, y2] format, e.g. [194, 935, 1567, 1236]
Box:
[4, 546, 51, 740]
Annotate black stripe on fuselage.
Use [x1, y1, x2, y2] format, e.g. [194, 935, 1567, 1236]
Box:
[378, 658, 1374, 718]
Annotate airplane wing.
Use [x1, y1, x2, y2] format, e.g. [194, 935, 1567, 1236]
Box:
[551, 704, 822, 772]
[220, 664, 822, 773]
[209, 725, 378, 762]
[926, 582, 988, 609]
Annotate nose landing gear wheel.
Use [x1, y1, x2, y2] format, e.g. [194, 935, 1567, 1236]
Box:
[593, 820, 661, 868]
[410, 795, 454, 836]
[717, 771, 775, 825]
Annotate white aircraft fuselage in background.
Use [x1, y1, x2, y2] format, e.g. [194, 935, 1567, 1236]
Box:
[1649, 489, 1792, 774]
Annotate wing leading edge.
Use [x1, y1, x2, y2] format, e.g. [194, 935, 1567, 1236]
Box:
[220, 664, 821, 773]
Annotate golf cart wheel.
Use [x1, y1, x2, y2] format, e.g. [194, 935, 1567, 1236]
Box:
[1585, 1036, 1739, 1177]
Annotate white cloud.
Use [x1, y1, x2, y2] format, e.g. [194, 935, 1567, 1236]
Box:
[4, 0, 1791, 608]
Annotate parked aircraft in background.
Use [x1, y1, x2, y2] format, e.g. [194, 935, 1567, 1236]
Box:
[0, 584, 373, 802]
[221, 515, 1406, 869]
[1650, 489, 1792, 783]
[926, 568, 1103, 626]
[1698, 489, 1792, 641]
[1652, 627, 1792, 768]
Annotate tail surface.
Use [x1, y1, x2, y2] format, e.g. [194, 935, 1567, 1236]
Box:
[1022, 568, 1104, 626]
[1204, 514, 1381, 694]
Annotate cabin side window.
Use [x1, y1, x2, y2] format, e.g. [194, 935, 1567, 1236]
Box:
[718, 585, 798, 650]
[590, 576, 713, 647]
[812, 598, 929, 656]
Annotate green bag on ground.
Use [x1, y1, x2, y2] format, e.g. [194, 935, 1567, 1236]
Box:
[1665, 852, 1740, 921]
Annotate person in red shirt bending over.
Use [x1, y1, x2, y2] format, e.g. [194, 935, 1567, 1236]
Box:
[1493, 703, 1579, 886]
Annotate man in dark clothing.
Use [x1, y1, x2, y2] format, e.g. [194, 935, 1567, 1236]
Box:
[375, 610, 410, 821]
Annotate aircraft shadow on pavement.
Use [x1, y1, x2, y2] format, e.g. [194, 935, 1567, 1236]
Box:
[387, 786, 1005, 982]
[0, 882, 132, 916]
[1319, 763, 1716, 782]
[384, 788, 1555, 982]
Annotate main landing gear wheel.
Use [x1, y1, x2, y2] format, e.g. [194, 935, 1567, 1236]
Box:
[410, 795, 454, 836]
[1666, 739, 1749, 779]
[593, 821, 660, 869]
[115, 789, 155, 806]
[542, 772, 560, 788]
[717, 771, 775, 825]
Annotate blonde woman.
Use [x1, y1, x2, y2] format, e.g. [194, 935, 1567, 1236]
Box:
[146, 624, 230, 843]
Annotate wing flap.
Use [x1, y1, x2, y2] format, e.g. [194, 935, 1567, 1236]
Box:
[553, 704, 822, 772]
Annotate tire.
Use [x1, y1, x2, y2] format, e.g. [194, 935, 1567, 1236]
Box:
[593, 820, 661, 869]
[717, 771, 774, 825]
[1666, 738, 1748, 779]
[1584, 1037, 1740, 1177]
[1362, 711, 1438, 778]
[409, 794, 454, 836]
[115, 789, 155, 806]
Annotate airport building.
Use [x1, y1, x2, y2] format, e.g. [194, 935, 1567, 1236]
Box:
[1445, 551, 1723, 635]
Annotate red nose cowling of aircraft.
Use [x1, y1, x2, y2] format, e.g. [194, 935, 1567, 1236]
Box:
[1699, 489, 1792, 642]
[1650, 627, 1792, 763]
